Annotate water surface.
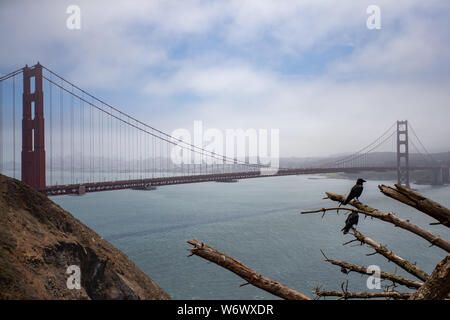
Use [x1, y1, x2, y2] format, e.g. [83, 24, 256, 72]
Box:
[52, 175, 450, 299]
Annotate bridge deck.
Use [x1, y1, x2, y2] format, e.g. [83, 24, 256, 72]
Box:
[41, 166, 437, 196]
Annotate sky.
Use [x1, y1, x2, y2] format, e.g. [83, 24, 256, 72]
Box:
[0, 0, 449, 157]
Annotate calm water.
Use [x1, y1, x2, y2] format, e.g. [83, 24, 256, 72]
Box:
[51, 175, 450, 299]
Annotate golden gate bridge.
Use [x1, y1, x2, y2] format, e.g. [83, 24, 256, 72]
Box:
[0, 63, 448, 195]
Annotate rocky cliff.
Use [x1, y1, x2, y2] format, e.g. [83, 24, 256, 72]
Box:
[0, 174, 170, 300]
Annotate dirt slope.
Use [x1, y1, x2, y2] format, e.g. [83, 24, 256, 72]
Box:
[0, 174, 170, 300]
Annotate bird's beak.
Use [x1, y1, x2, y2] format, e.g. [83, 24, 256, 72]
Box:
[362, 179, 367, 183]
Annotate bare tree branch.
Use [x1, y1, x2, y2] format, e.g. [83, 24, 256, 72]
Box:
[322, 256, 423, 289]
[186, 183, 450, 300]
[320, 194, 450, 253]
[351, 229, 429, 282]
[379, 184, 450, 228]
[410, 256, 450, 300]
[314, 289, 411, 300]
[187, 239, 311, 300]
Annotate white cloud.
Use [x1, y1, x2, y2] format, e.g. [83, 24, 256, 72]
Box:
[1, 0, 449, 156]
[145, 62, 275, 97]
[329, 15, 450, 79]
[142, 57, 450, 156]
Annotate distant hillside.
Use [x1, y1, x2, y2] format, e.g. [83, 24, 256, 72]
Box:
[279, 151, 450, 168]
[0, 174, 170, 300]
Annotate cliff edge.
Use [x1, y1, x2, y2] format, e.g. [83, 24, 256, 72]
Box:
[0, 174, 170, 300]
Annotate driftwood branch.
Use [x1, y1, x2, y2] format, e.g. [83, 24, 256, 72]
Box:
[351, 229, 429, 282]
[322, 256, 423, 289]
[410, 256, 450, 300]
[321, 194, 450, 253]
[314, 289, 410, 300]
[187, 239, 311, 300]
[379, 184, 450, 228]
[297, 185, 450, 300]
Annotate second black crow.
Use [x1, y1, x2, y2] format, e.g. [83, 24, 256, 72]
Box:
[342, 212, 359, 234]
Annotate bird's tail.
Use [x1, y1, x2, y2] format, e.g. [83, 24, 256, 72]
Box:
[341, 225, 350, 234]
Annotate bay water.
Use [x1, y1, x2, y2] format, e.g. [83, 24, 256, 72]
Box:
[51, 175, 450, 299]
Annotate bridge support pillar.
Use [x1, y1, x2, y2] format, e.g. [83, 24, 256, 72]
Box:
[443, 167, 450, 184]
[431, 168, 444, 186]
[22, 63, 46, 190]
[396, 120, 410, 188]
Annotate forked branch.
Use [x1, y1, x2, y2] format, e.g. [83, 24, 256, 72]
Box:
[351, 229, 429, 282]
[321, 256, 423, 289]
[187, 239, 311, 300]
[321, 193, 450, 253]
[379, 184, 450, 228]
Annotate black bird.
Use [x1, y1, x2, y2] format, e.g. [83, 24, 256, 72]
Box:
[343, 178, 366, 205]
[341, 212, 359, 234]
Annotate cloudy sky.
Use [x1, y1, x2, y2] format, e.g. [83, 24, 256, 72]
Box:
[1, 0, 449, 157]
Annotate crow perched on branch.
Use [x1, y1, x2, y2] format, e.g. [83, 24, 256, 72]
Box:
[343, 178, 366, 205]
[340, 178, 365, 234]
[342, 212, 359, 234]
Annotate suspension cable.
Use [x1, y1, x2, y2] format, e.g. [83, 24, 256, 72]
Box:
[41, 65, 263, 169]
[0, 68, 23, 82]
[409, 122, 438, 164]
[318, 122, 397, 168]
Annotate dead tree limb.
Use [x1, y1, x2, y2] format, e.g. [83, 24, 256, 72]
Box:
[187, 239, 311, 300]
[321, 194, 450, 253]
[352, 229, 429, 282]
[314, 289, 410, 300]
[410, 256, 450, 300]
[379, 184, 450, 228]
[322, 257, 423, 289]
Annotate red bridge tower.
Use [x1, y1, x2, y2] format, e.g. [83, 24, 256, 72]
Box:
[396, 120, 410, 188]
[21, 63, 46, 190]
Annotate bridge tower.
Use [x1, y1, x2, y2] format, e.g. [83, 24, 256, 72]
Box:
[21, 63, 46, 190]
[396, 120, 410, 188]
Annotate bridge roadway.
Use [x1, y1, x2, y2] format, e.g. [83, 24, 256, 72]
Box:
[42, 166, 439, 196]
